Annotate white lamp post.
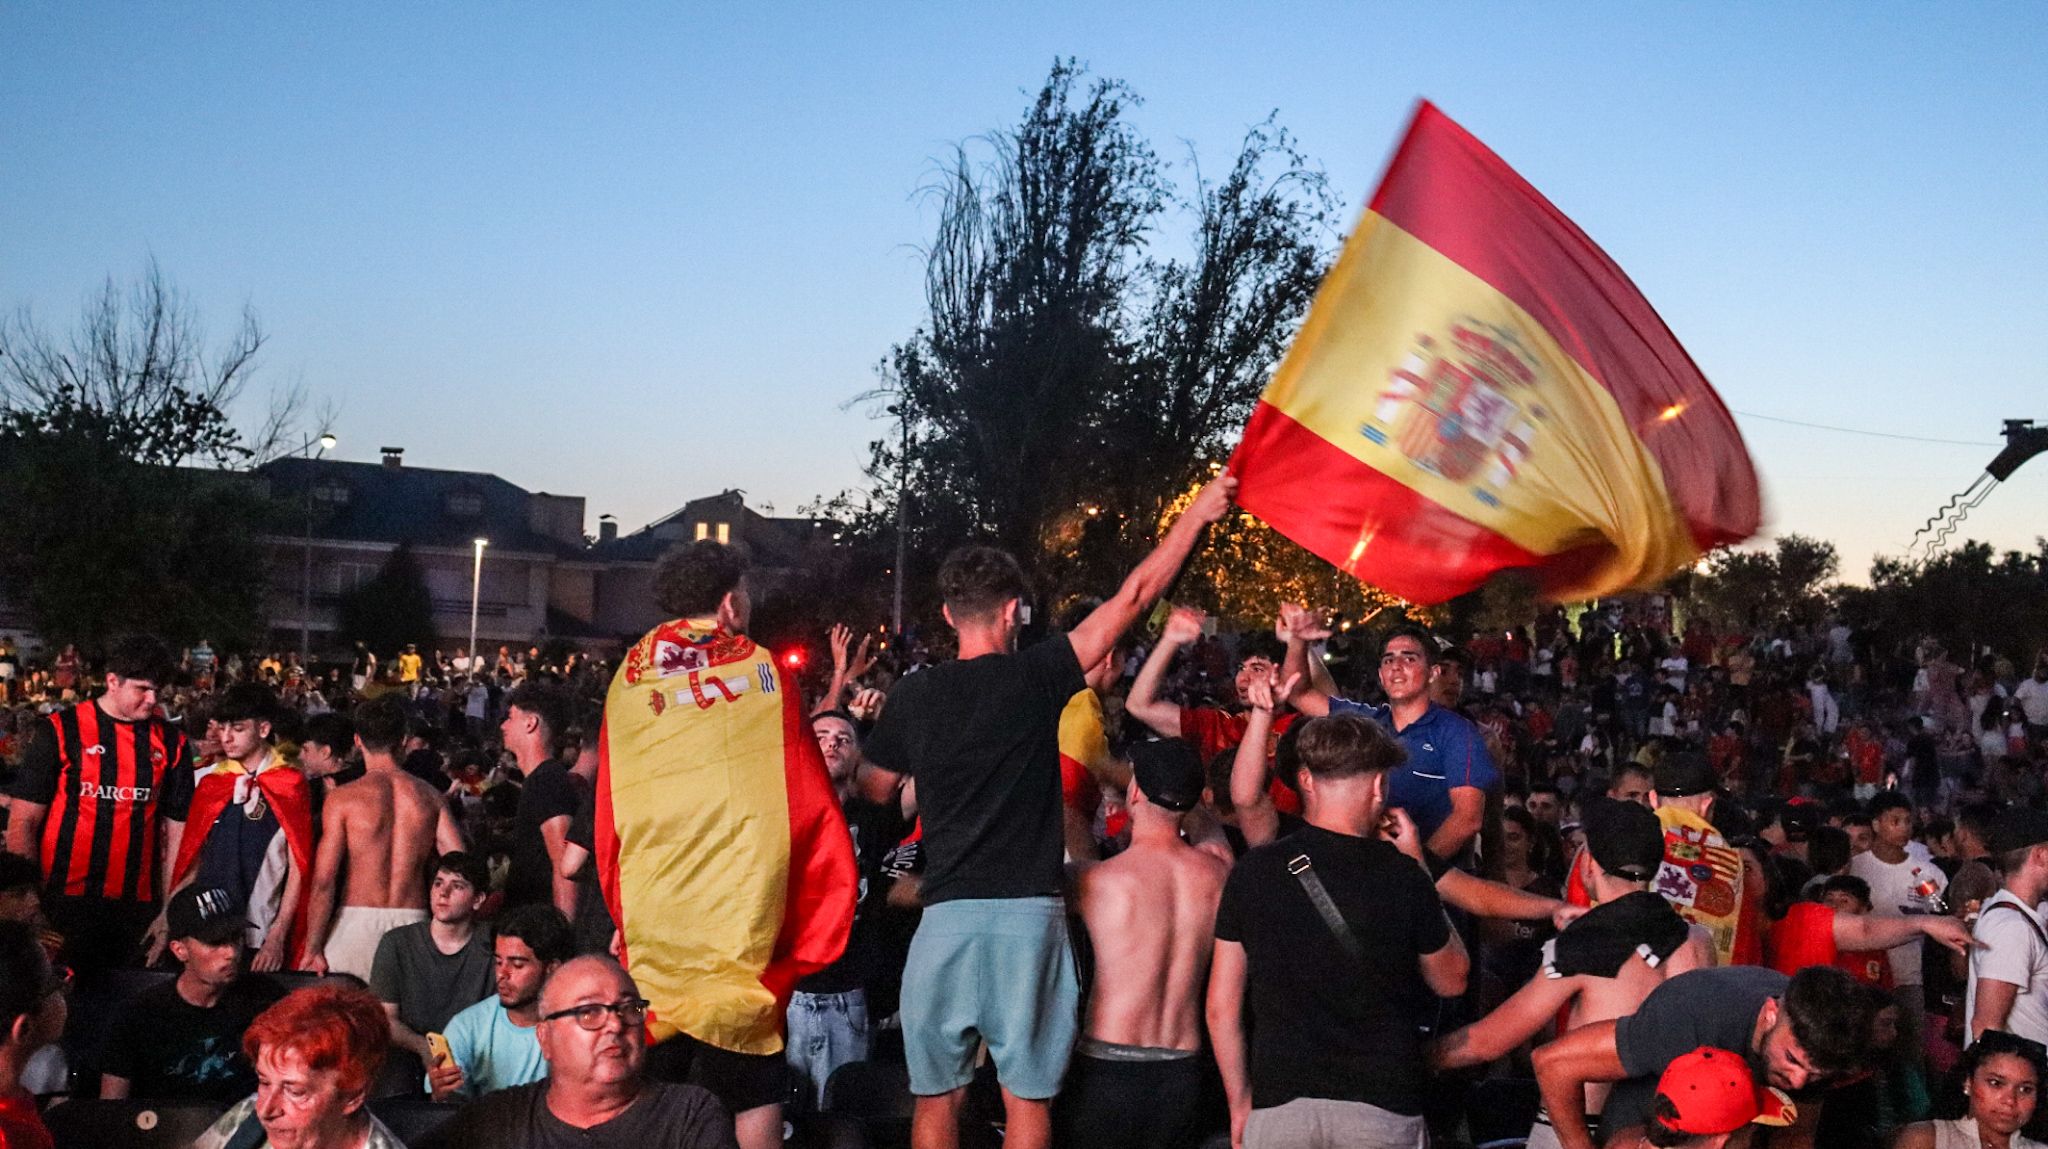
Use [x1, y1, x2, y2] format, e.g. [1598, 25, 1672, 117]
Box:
[468, 538, 489, 680]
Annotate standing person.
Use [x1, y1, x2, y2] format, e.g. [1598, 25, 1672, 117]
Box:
[3, 635, 192, 976]
[2016, 660, 2048, 749]
[370, 852, 495, 1076]
[502, 683, 580, 919]
[1850, 791, 1947, 1049]
[863, 476, 1236, 1149]
[101, 885, 287, 1102]
[1207, 713, 1467, 1149]
[1283, 625, 1499, 864]
[596, 541, 855, 1149]
[1646, 753, 1763, 966]
[1968, 809, 2048, 1047]
[1057, 739, 1230, 1149]
[398, 644, 424, 698]
[352, 643, 377, 694]
[429, 904, 572, 1101]
[300, 696, 466, 981]
[156, 683, 316, 973]
[0, 920, 64, 1149]
[1125, 612, 1294, 803]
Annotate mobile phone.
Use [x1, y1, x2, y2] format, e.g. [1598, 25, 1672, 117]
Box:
[427, 1032, 452, 1068]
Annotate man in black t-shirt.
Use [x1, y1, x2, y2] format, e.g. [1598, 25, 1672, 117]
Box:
[501, 683, 580, 915]
[1208, 712, 1468, 1149]
[1531, 964, 1885, 1149]
[863, 476, 1235, 1149]
[99, 884, 285, 1102]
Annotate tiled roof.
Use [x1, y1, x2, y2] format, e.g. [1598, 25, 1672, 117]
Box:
[258, 457, 580, 557]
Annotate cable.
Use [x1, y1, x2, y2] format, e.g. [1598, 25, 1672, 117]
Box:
[1730, 410, 1997, 447]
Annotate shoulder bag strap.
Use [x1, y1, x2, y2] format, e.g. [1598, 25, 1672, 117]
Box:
[1983, 899, 2048, 950]
[1288, 853, 1366, 964]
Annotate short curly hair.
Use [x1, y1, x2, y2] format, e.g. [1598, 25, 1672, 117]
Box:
[938, 546, 1028, 624]
[243, 983, 390, 1098]
[654, 540, 748, 618]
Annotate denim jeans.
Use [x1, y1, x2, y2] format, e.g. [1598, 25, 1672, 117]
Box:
[785, 987, 869, 1111]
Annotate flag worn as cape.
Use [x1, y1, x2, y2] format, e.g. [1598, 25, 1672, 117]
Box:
[597, 618, 857, 1055]
[1231, 101, 1761, 604]
[172, 759, 316, 966]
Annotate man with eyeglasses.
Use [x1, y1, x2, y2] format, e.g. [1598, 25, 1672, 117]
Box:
[428, 904, 573, 1101]
[0, 919, 67, 1147]
[421, 956, 737, 1149]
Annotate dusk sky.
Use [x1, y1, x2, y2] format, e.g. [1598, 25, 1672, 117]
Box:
[6, 4, 2044, 584]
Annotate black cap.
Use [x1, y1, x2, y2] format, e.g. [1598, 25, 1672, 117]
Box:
[1988, 809, 2048, 858]
[1781, 801, 1820, 840]
[1655, 752, 1718, 798]
[1130, 738, 1205, 813]
[166, 886, 248, 946]
[1584, 797, 1665, 882]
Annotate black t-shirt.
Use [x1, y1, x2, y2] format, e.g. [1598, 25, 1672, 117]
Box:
[100, 974, 286, 1102]
[862, 637, 1084, 904]
[564, 791, 616, 955]
[419, 1079, 738, 1149]
[507, 760, 581, 908]
[798, 796, 912, 994]
[1213, 824, 1452, 1115]
[1605, 966, 1788, 1132]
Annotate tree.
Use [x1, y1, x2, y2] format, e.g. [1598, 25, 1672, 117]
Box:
[335, 543, 436, 658]
[1683, 534, 1840, 632]
[0, 261, 298, 650]
[867, 61, 1337, 611]
[1840, 539, 2048, 667]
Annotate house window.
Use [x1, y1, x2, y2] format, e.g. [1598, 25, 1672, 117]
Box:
[313, 482, 350, 504]
[446, 490, 483, 517]
[694, 522, 709, 542]
[716, 522, 730, 545]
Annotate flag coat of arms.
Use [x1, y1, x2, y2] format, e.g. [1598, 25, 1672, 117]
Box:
[597, 618, 857, 1054]
[1231, 101, 1760, 603]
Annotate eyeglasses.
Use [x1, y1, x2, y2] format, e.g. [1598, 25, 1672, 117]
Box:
[540, 998, 650, 1031]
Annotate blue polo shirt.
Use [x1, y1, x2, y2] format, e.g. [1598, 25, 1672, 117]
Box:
[1326, 698, 1499, 843]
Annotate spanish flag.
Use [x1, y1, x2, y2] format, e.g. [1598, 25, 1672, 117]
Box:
[1231, 101, 1760, 604]
[596, 619, 857, 1054]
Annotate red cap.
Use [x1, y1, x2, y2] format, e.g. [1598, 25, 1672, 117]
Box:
[1656, 1047, 1796, 1135]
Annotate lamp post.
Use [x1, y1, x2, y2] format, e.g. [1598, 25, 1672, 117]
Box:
[889, 403, 909, 638]
[299, 432, 338, 664]
[468, 538, 489, 681]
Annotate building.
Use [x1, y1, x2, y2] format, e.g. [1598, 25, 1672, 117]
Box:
[585, 489, 831, 638]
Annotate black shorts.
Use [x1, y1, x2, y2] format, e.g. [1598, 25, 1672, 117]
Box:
[1053, 1048, 1206, 1149]
[645, 1030, 790, 1115]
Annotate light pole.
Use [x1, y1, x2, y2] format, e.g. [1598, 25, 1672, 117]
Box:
[889, 403, 909, 638]
[299, 432, 338, 665]
[468, 538, 489, 681]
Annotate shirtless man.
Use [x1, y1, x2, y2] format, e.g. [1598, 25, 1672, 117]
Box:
[300, 695, 465, 980]
[1058, 738, 1229, 1149]
[1428, 798, 1714, 1149]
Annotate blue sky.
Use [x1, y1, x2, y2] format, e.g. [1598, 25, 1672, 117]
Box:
[5, 3, 2044, 581]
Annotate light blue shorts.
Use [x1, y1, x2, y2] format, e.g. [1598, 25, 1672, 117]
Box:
[900, 896, 1080, 1099]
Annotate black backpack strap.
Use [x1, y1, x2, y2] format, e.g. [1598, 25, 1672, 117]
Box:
[1983, 899, 2048, 949]
[1288, 853, 1366, 964]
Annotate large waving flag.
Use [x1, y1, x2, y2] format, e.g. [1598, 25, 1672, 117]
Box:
[1231, 101, 1760, 604]
[597, 620, 856, 1054]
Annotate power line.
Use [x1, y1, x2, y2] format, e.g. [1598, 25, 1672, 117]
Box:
[1730, 410, 1998, 447]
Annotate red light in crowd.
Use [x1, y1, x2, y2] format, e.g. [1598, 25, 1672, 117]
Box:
[783, 649, 806, 669]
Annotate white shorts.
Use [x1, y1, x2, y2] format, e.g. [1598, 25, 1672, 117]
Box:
[324, 905, 428, 983]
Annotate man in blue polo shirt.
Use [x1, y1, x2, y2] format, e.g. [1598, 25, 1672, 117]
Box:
[1284, 621, 1498, 864]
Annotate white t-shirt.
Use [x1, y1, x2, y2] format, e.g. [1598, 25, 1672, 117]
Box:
[1850, 848, 1948, 985]
[1967, 889, 2048, 1048]
[2016, 677, 2048, 727]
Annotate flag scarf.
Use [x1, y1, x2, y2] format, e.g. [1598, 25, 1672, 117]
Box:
[1232, 101, 1760, 604]
[172, 758, 316, 966]
[1653, 804, 1747, 966]
[597, 618, 856, 1054]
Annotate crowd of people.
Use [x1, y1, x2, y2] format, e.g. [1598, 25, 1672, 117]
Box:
[3, 473, 2048, 1149]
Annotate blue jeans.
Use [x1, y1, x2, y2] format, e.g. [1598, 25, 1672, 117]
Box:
[786, 987, 869, 1110]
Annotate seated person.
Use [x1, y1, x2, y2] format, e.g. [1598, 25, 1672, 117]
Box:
[194, 982, 406, 1149]
[421, 956, 736, 1148]
[101, 885, 285, 1103]
[429, 904, 571, 1100]
[1893, 1028, 2048, 1149]
[370, 852, 495, 1074]
[0, 920, 66, 1148]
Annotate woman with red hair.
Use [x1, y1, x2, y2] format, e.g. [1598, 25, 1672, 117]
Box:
[194, 983, 406, 1149]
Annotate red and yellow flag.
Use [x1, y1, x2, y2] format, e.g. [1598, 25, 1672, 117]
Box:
[1231, 101, 1760, 604]
[597, 619, 856, 1054]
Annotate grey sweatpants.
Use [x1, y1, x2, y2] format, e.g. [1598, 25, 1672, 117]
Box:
[1244, 1097, 1427, 1149]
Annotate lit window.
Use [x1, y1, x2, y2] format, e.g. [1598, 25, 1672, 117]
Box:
[694, 522, 709, 542]
[716, 522, 730, 545]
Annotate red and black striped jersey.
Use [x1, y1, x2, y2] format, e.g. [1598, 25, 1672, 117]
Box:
[7, 701, 194, 902]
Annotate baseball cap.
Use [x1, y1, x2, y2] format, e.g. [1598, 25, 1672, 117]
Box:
[1130, 738, 1205, 813]
[1654, 751, 1718, 798]
[166, 886, 248, 946]
[1988, 808, 2048, 857]
[1781, 800, 1820, 840]
[1583, 797, 1665, 883]
[1656, 1046, 1796, 1135]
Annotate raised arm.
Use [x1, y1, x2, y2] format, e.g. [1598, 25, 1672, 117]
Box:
[1277, 615, 1333, 719]
[1127, 607, 1202, 738]
[1835, 910, 1978, 958]
[1229, 671, 1295, 848]
[814, 624, 874, 717]
[1067, 476, 1235, 672]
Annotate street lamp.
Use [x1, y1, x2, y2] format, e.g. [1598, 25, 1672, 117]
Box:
[468, 538, 489, 681]
[298, 432, 338, 664]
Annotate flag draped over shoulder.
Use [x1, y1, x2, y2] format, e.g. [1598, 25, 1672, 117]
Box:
[1231, 101, 1760, 604]
[596, 619, 856, 1055]
[172, 763, 316, 966]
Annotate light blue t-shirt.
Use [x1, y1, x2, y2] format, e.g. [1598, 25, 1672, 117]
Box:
[432, 996, 547, 1098]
